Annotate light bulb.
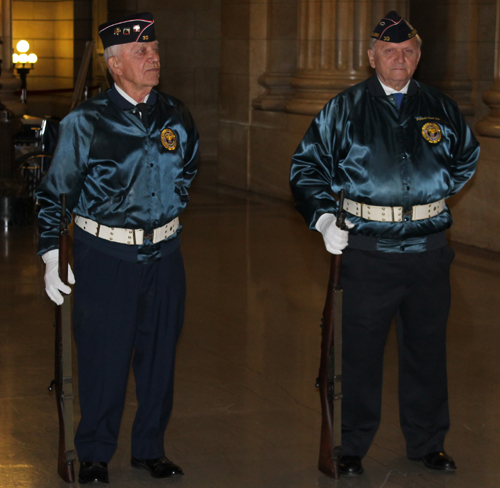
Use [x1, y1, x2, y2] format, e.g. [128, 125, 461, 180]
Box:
[17, 40, 30, 53]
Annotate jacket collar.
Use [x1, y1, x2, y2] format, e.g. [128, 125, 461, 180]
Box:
[367, 73, 419, 97]
[107, 85, 157, 110]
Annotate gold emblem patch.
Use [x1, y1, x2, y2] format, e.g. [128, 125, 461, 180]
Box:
[161, 128, 177, 151]
[422, 122, 442, 144]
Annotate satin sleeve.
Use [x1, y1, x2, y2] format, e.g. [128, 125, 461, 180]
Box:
[179, 103, 199, 192]
[290, 99, 340, 230]
[36, 108, 96, 254]
[444, 99, 479, 196]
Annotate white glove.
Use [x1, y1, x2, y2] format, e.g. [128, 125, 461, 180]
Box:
[315, 213, 354, 255]
[42, 249, 75, 305]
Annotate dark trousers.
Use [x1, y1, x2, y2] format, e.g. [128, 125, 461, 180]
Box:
[72, 237, 186, 463]
[340, 245, 455, 458]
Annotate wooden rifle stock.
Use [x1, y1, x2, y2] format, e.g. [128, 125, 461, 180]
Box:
[48, 193, 76, 483]
[317, 190, 346, 478]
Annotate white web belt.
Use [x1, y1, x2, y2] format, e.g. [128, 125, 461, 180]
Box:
[343, 198, 446, 222]
[74, 215, 179, 245]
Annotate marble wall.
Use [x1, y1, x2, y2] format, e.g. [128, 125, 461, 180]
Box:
[12, 0, 74, 91]
[106, 0, 221, 163]
[448, 136, 500, 251]
[218, 1, 412, 196]
[8, 0, 221, 162]
[4, 0, 499, 250]
[10, 0, 95, 117]
[218, 0, 500, 252]
[218, 0, 266, 190]
[151, 0, 221, 162]
[410, 0, 500, 251]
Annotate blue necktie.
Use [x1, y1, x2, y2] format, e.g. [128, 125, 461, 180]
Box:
[393, 93, 403, 109]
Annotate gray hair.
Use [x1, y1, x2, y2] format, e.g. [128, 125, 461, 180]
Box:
[368, 35, 422, 51]
[103, 44, 124, 75]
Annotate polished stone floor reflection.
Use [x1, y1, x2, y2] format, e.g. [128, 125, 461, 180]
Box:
[1, 178, 500, 487]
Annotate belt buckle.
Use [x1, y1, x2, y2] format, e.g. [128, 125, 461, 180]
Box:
[144, 230, 154, 242]
[403, 209, 412, 221]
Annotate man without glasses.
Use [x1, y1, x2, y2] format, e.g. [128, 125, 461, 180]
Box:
[37, 11, 198, 484]
[290, 11, 479, 476]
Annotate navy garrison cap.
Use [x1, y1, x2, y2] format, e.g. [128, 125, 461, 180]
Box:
[371, 11, 417, 43]
[99, 12, 156, 49]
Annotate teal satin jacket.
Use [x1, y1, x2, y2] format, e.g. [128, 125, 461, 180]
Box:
[290, 75, 479, 252]
[37, 86, 199, 257]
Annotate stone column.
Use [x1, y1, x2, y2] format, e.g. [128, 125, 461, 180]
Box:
[285, 0, 372, 116]
[1, 0, 12, 65]
[477, 0, 500, 137]
[433, 1, 476, 116]
[253, 0, 298, 112]
[0, 0, 24, 116]
[410, 0, 477, 116]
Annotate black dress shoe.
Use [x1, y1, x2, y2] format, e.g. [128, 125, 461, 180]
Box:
[411, 451, 457, 471]
[78, 461, 109, 484]
[339, 455, 364, 476]
[131, 456, 184, 478]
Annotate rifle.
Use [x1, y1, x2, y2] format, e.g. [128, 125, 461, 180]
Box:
[48, 193, 76, 483]
[317, 189, 347, 478]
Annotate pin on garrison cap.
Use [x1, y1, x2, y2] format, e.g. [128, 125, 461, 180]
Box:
[371, 11, 417, 43]
[99, 12, 156, 49]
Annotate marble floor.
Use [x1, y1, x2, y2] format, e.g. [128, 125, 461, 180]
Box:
[1, 178, 500, 488]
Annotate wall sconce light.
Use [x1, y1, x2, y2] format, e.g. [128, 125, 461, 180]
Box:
[12, 40, 38, 103]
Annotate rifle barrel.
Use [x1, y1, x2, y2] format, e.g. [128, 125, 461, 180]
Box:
[52, 192, 75, 483]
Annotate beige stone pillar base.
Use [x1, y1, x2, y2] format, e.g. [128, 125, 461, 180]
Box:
[286, 69, 366, 115]
[253, 73, 295, 112]
[476, 0, 500, 137]
[476, 87, 500, 137]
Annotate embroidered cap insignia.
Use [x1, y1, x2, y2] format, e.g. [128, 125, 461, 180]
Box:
[422, 122, 442, 144]
[161, 128, 177, 151]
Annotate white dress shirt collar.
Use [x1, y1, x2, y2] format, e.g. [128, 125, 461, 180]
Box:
[114, 83, 150, 106]
[377, 77, 410, 95]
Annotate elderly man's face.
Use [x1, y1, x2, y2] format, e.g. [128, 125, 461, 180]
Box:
[110, 41, 161, 99]
[367, 38, 421, 91]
